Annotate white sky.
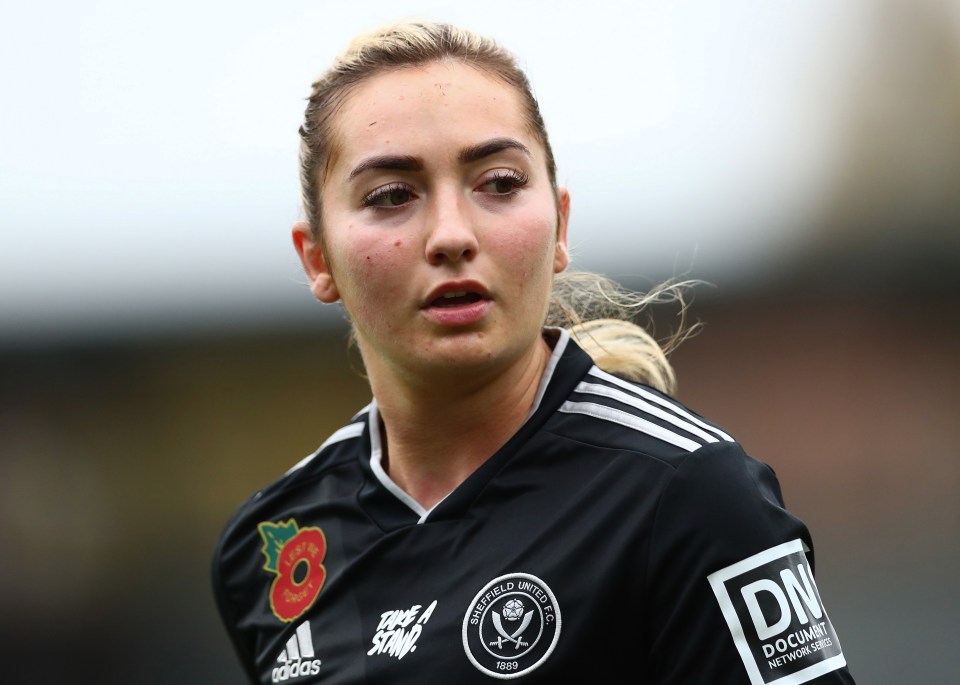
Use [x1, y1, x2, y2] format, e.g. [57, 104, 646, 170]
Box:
[0, 0, 934, 342]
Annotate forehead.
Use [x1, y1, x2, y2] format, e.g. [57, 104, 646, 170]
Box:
[327, 61, 540, 174]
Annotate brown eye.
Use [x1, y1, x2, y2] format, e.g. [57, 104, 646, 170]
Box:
[384, 188, 411, 205]
[478, 170, 529, 196]
[363, 183, 416, 208]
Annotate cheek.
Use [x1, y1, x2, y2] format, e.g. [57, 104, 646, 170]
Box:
[336, 235, 411, 310]
[494, 215, 558, 282]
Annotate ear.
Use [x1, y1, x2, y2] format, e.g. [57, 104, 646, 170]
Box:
[292, 221, 340, 303]
[553, 187, 571, 273]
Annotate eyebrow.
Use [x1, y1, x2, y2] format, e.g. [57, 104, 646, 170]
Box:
[347, 155, 421, 181]
[457, 137, 531, 165]
[346, 137, 532, 182]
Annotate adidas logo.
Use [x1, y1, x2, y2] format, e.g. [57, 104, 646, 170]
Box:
[272, 620, 322, 683]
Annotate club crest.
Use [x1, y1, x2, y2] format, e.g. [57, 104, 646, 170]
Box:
[462, 573, 561, 679]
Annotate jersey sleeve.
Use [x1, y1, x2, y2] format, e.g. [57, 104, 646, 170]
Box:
[211, 511, 264, 685]
[644, 442, 855, 685]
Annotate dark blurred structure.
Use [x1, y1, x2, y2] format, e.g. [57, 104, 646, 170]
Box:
[2, 1, 959, 683]
[777, 0, 960, 297]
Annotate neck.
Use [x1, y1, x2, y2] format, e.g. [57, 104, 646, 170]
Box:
[367, 336, 554, 510]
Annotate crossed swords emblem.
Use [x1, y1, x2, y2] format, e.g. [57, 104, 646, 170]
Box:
[489, 608, 534, 650]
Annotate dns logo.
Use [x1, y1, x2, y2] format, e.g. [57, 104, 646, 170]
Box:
[709, 540, 846, 685]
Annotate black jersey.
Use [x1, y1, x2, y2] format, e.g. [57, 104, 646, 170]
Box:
[213, 330, 855, 685]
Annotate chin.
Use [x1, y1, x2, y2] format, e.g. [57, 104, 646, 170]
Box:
[421, 330, 538, 374]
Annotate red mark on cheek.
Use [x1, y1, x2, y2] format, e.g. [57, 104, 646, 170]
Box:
[394, 240, 402, 247]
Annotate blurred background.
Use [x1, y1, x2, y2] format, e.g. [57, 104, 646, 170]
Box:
[1, 0, 958, 682]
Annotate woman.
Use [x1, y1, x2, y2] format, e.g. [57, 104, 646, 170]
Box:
[213, 22, 855, 684]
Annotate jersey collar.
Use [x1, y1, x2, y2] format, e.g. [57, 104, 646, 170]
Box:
[357, 329, 595, 530]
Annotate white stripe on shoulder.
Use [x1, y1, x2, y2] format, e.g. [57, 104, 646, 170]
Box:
[320, 421, 366, 450]
[575, 381, 720, 444]
[559, 401, 702, 452]
[286, 421, 365, 473]
[587, 367, 735, 442]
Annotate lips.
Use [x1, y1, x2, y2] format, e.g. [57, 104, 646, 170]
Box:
[423, 281, 491, 309]
[422, 281, 492, 327]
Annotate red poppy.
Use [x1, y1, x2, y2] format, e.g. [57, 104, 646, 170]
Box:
[269, 527, 327, 622]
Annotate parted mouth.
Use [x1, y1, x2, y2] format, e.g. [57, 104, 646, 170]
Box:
[432, 291, 484, 307]
[424, 282, 491, 308]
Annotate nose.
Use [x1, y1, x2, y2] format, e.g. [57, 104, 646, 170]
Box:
[424, 189, 479, 266]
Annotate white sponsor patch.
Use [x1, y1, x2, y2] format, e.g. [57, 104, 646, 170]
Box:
[708, 539, 846, 685]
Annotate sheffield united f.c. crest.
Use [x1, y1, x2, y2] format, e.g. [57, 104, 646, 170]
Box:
[462, 573, 561, 679]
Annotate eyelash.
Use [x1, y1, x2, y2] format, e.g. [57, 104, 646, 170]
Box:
[480, 169, 529, 196]
[361, 183, 415, 209]
[360, 169, 530, 210]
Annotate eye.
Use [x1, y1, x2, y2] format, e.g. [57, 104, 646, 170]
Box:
[477, 169, 529, 196]
[362, 183, 416, 208]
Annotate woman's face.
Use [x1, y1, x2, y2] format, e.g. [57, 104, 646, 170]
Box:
[294, 61, 569, 382]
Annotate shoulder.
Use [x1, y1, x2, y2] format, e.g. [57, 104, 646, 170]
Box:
[213, 406, 370, 553]
[283, 407, 370, 477]
[211, 405, 370, 628]
[643, 441, 853, 682]
[264, 405, 369, 498]
[549, 363, 738, 466]
[209, 407, 370, 683]
[543, 358, 795, 550]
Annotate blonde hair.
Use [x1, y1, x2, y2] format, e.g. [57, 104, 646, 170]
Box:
[547, 272, 700, 395]
[299, 22, 696, 395]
